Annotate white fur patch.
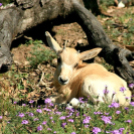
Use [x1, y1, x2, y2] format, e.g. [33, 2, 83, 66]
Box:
[61, 62, 73, 72]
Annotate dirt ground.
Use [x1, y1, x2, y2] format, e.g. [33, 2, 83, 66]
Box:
[2, 6, 134, 104]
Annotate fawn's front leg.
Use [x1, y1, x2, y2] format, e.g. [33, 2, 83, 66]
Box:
[50, 94, 67, 104]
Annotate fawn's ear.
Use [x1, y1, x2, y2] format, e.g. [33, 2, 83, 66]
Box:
[80, 48, 102, 61]
[45, 31, 62, 53]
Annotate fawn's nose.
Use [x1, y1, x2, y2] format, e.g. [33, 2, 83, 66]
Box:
[58, 76, 69, 85]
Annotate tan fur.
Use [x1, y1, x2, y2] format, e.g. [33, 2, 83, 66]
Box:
[45, 31, 131, 106]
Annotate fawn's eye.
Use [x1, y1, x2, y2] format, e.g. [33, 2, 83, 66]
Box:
[57, 57, 61, 63]
[74, 63, 78, 68]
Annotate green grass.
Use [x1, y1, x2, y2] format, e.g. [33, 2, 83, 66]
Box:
[99, 0, 115, 11]
[101, 7, 134, 46]
[27, 40, 57, 69]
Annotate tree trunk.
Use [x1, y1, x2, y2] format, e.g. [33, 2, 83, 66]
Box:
[0, 0, 134, 84]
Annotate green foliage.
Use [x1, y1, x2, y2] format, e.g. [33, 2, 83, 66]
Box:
[99, 0, 115, 11]
[101, 7, 134, 46]
[0, 0, 14, 5]
[99, 0, 114, 6]
[27, 40, 57, 68]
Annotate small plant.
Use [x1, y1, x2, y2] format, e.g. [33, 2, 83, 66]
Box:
[27, 41, 57, 68]
[99, 0, 115, 11]
[0, 0, 14, 6]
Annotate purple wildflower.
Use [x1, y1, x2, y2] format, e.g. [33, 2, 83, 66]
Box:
[84, 125, 89, 128]
[129, 83, 134, 88]
[42, 121, 47, 125]
[45, 98, 51, 104]
[52, 120, 55, 123]
[103, 87, 109, 95]
[86, 116, 91, 120]
[59, 116, 66, 120]
[104, 112, 109, 115]
[83, 118, 90, 124]
[125, 120, 132, 123]
[108, 102, 120, 108]
[0, 3, 2, 7]
[53, 131, 57, 133]
[47, 128, 52, 131]
[36, 109, 42, 113]
[0, 116, 2, 119]
[61, 122, 67, 128]
[71, 132, 76, 134]
[66, 112, 73, 118]
[68, 119, 74, 122]
[116, 111, 121, 114]
[94, 111, 103, 115]
[92, 127, 101, 134]
[124, 107, 129, 110]
[43, 108, 51, 112]
[34, 118, 39, 121]
[14, 101, 17, 104]
[29, 113, 34, 117]
[120, 87, 126, 92]
[22, 103, 26, 106]
[50, 117, 53, 120]
[48, 102, 54, 107]
[66, 107, 75, 112]
[119, 128, 125, 132]
[21, 120, 28, 124]
[37, 125, 43, 131]
[110, 130, 120, 134]
[101, 116, 112, 124]
[79, 97, 84, 103]
[18, 113, 25, 118]
[76, 112, 79, 116]
[130, 101, 134, 106]
[55, 111, 62, 115]
[29, 100, 34, 104]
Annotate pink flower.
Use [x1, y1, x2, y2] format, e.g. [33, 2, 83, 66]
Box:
[68, 119, 74, 122]
[18, 113, 25, 118]
[83, 116, 91, 124]
[29, 113, 34, 117]
[42, 121, 47, 125]
[92, 127, 101, 134]
[120, 87, 126, 92]
[61, 122, 67, 128]
[22, 120, 28, 124]
[36, 109, 42, 113]
[125, 120, 132, 123]
[59, 116, 66, 120]
[130, 102, 134, 106]
[108, 102, 119, 108]
[101, 116, 112, 124]
[45, 98, 51, 104]
[116, 111, 121, 114]
[29, 100, 34, 104]
[103, 87, 109, 95]
[37, 125, 43, 131]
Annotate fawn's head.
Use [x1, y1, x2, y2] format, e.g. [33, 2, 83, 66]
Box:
[45, 31, 102, 85]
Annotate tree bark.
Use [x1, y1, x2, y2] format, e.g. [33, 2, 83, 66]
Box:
[0, 0, 134, 83]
